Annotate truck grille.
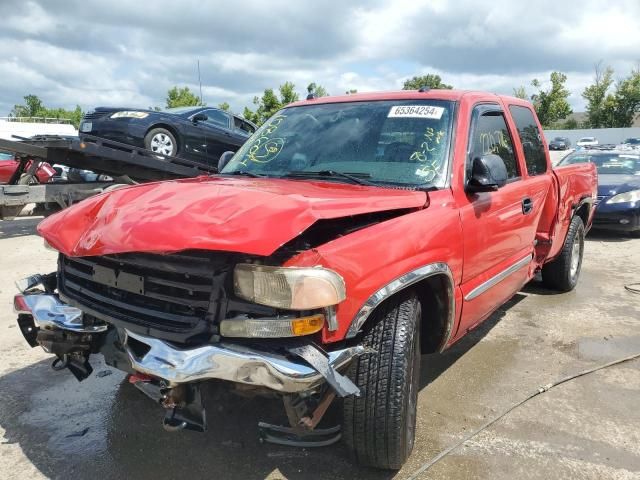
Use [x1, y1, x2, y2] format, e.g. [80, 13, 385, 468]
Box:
[58, 251, 234, 340]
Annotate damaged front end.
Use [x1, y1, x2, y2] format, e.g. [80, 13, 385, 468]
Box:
[13, 272, 364, 442]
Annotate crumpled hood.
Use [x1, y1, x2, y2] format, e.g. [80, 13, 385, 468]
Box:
[38, 176, 427, 257]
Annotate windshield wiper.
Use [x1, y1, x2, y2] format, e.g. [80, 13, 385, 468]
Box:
[221, 170, 266, 178]
[283, 170, 376, 186]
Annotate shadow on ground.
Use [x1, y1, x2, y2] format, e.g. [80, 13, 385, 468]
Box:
[587, 229, 637, 243]
[0, 301, 521, 479]
[0, 217, 42, 239]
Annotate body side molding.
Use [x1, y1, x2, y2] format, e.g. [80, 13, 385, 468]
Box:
[464, 253, 533, 302]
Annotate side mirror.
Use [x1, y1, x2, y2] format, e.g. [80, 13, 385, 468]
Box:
[192, 113, 207, 123]
[218, 151, 235, 171]
[466, 154, 508, 193]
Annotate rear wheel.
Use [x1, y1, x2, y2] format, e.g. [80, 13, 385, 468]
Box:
[343, 291, 421, 469]
[144, 128, 177, 156]
[542, 215, 585, 291]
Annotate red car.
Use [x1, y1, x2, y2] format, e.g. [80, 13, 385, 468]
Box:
[0, 150, 56, 184]
[14, 90, 596, 469]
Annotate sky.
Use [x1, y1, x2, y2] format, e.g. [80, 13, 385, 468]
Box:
[1, 0, 639, 117]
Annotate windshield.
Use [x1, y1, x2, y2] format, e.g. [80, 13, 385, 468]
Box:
[553, 137, 565, 141]
[560, 152, 640, 175]
[579, 137, 595, 142]
[0, 151, 14, 161]
[222, 100, 454, 188]
[624, 138, 640, 145]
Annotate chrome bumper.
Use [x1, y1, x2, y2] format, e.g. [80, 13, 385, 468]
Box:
[14, 293, 107, 333]
[125, 329, 363, 391]
[15, 292, 363, 394]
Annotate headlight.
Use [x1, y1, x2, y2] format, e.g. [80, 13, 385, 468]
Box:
[220, 314, 325, 338]
[606, 190, 640, 204]
[109, 111, 149, 119]
[234, 264, 346, 310]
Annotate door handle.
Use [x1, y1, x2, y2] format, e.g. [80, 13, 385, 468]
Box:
[522, 197, 533, 215]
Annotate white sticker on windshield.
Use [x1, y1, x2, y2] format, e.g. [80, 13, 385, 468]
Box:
[388, 105, 444, 119]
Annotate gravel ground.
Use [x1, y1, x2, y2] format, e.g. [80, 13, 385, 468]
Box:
[0, 216, 639, 480]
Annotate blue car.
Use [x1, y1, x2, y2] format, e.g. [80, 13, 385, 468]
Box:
[559, 150, 640, 235]
[80, 106, 256, 167]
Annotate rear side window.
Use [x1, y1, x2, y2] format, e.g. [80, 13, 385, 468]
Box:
[509, 105, 547, 176]
[469, 110, 519, 179]
[234, 117, 255, 134]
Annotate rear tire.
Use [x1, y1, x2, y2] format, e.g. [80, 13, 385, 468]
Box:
[343, 291, 421, 470]
[144, 128, 177, 157]
[542, 215, 585, 291]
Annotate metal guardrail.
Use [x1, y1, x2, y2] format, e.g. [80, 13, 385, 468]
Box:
[0, 117, 72, 124]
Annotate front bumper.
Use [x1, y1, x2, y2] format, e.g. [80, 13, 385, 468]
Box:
[14, 291, 363, 394]
[592, 202, 640, 233]
[80, 117, 147, 148]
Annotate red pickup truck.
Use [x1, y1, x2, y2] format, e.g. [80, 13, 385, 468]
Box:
[14, 89, 597, 469]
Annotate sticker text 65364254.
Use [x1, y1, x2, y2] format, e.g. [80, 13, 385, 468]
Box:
[388, 105, 444, 119]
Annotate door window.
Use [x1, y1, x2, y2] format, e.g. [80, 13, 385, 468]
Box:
[469, 109, 519, 180]
[203, 109, 231, 129]
[509, 105, 547, 175]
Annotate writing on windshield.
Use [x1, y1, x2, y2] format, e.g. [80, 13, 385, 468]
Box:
[223, 99, 454, 188]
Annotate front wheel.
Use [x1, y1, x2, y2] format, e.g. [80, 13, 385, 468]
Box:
[343, 291, 422, 469]
[144, 128, 177, 157]
[542, 215, 585, 291]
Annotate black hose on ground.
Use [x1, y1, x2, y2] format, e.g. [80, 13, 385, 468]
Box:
[624, 283, 640, 294]
[405, 352, 640, 479]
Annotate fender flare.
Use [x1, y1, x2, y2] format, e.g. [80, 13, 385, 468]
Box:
[571, 195, 594, 229]
[345, 262, 456, 352]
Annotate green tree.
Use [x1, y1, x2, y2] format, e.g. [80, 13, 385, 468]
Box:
[306, 82, 328, 97]
[243, 106, 259, 125]
[402, 74, 452, 90]
[10, 94, 84, 128]
[530, 72, 572, 128]
[513, 86, 528, 100]
[11, 94, 44, 117]
[279, 81, 299, 104]
[218, 102, 230, 111]
[582, 63, 615, 128]
[244, 82, 300, 126]
[166, 86, 203, 108]
[604, 68, 640, 127]
[558, 117, 579, 129]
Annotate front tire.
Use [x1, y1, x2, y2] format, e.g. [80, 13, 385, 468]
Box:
[343, 291, 421, 469]
[144, 128, 177, 157]
[542, 215, 585, 291]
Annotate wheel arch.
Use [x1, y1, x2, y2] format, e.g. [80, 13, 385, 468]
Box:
[573, 196, 592, 229]
[145, 123, 181, 152]
[345, 262, 456, 353]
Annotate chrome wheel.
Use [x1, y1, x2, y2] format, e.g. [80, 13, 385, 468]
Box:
[150, 133, 174, 155]
[570, 234, 582, 279]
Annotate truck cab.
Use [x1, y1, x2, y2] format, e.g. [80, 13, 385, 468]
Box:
[13, 89, 597, 470]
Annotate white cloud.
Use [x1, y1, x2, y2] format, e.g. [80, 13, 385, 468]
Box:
[0, 0, 638, 115]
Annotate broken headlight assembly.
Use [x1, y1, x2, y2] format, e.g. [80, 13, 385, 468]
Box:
[233, 264, 346, 310]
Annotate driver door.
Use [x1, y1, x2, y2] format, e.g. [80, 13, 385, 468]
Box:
[457, 104, 535, 333]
